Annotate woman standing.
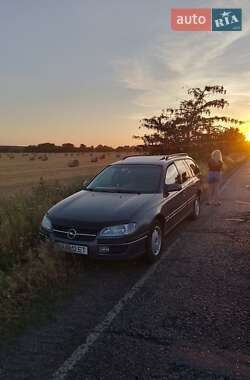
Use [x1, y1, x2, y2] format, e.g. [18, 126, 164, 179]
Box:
[207, 150, 223, 206]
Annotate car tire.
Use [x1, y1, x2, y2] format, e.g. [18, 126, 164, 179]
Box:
[190, 196, 200, 220]
[146, 221, 164, 263]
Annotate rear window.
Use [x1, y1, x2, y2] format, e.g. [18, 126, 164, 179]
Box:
[185, 159, 200, 176]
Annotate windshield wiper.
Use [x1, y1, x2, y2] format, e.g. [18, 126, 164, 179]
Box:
[86, 187, 117, 193]
[115, 189, 142, 194]
[86, 187, 141, 194]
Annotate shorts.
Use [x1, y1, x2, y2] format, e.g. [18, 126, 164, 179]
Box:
[208, 171, 221, 184]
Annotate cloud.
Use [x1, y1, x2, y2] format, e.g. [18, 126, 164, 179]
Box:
[158, 32, 248, 74]
[113, 18, 250, 122]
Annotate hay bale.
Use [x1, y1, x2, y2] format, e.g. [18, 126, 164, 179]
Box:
[90, 157, 98, 163]
[68, 159, 79, 167]
[99, 154, 106, 159]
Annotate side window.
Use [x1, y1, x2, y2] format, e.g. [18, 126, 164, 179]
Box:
[165, 164, 180, 185]
[174, 160, 192, 183]
[185, 159, 200, 176]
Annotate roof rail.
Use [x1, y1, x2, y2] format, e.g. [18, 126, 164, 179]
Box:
[161, 153, 188, 160]
[122, 154, 165, 160]
[122, 153, 188, 161]
[122, 154, 143, 160]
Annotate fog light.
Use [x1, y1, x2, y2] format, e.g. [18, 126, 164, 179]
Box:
[99, 246, 110, 254]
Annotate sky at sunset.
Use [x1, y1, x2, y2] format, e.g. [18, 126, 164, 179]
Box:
[0, 0, 250, 147]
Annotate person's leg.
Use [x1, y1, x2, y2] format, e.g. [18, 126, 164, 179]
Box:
[214, 182, 221, 205]
[207, 182, 214, 205]
[207, 183, 211, 204]
[211, 183, 216, 204]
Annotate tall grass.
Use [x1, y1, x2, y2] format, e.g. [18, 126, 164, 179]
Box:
[0, 178, 82, 272]
[0, 178, 83, 337]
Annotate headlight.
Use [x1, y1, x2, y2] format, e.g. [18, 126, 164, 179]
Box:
[99, 223, 137, 237]
[41, 214, 52, 231]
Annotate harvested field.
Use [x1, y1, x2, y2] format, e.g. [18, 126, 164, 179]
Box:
[0, 152, 129, 197]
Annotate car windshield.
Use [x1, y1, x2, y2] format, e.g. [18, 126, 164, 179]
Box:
[87, 164, 162, 194]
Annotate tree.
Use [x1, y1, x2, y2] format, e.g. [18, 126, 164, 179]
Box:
[93, 144, 113, 152]
[37, 143, 57, 152]
[61, 143, 75, 152]
[79, 144, 87, 152]
[136, 85, 243, 152]
[217, 127, 245, 144]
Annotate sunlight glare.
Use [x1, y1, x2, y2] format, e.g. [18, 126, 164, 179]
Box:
[246, 130, 250, 141]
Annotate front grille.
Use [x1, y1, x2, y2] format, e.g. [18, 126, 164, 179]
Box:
[52, 225, 97, 241]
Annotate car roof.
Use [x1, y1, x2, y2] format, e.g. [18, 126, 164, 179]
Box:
[113, 153, 192, 166]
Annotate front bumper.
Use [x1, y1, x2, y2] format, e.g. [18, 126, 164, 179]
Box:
[40, 229, 147, 260]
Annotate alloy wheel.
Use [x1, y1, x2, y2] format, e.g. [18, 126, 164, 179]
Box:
[151, 226, 162, 256]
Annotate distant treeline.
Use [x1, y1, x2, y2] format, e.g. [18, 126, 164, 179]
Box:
[0, 143, 142, 153]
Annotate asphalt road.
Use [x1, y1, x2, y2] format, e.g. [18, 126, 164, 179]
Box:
[1, 160, 250, 380]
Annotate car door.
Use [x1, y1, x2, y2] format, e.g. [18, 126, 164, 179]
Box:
[184, 157, 201, 203]
[174, 159, 194, 217]
[163, 162, 185, 233]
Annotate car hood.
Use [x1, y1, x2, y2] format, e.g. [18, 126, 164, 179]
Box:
[48, 190, 158, 228]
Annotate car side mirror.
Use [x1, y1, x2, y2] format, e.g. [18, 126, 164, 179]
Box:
[83, 179, 90, 189]
[164, 182, 182, 194]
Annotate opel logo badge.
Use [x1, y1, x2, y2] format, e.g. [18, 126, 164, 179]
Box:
[67, 228, 77, 240]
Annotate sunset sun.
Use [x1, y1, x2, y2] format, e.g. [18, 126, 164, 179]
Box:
[245, 130, 250, 141]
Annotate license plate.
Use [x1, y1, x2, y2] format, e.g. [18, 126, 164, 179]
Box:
[56, 242, 88, 255]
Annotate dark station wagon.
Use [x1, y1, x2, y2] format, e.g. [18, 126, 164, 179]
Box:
[40, 153, 202, 262]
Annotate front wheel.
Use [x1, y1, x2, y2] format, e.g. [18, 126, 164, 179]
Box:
[190, 196, 200, 220]
[146, 221, 163, 263]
